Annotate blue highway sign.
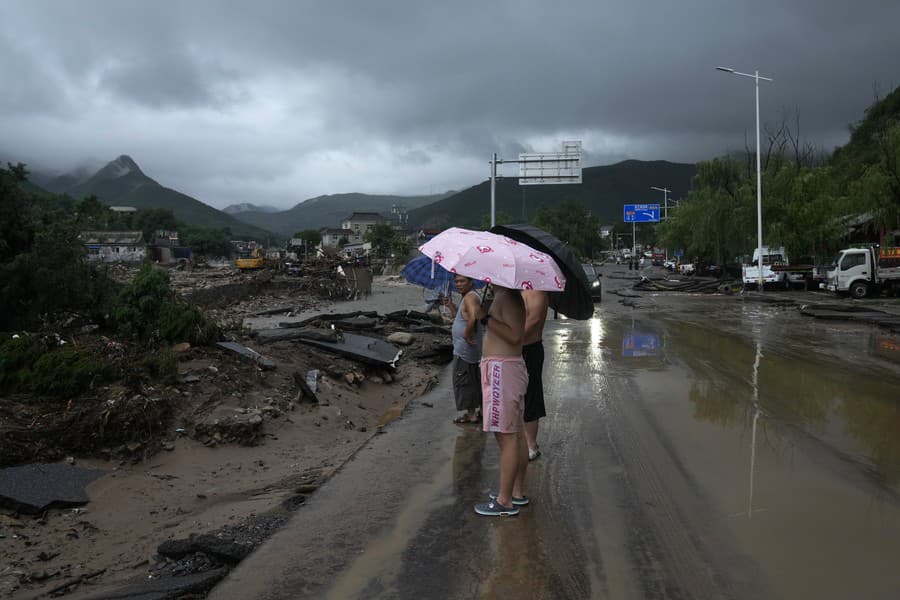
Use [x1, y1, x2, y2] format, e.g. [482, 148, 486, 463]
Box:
[623, 204, 661, 223]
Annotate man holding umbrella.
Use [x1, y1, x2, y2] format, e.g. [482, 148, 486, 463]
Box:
[475, 284, 529, 517]
[490, 223, 599, 462]
[417, 227, 570, 517]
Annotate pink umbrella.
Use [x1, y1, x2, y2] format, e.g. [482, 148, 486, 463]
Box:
[418, 227, 566, 291]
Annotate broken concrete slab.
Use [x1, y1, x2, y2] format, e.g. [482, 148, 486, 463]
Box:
[295, 332, 402, 368]
[158, 534, 254, 563]
[292, 371, 319, 403]
[216, 341, 275, 369]
[75, 566, 229, 600]
[0, 462, 105, 514]
[331, 316, 380, 330]
[254, 327, 338, 344]
[384, 309, 431, 321]
[305, 369, 319, 394]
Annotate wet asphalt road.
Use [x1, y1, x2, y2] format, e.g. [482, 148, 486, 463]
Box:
[211, 269, 900, 600]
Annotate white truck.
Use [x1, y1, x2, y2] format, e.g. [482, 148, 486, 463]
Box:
[742, 246, 790, 288]
[823, 246, 900, 298]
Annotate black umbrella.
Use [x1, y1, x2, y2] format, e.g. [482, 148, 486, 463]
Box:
[490, 224, 594, 320]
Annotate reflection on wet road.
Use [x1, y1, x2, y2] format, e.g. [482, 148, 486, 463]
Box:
[596, 303, 900, 599]
[213, 297, 900, 600]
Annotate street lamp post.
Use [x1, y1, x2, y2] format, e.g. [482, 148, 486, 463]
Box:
[716, 66, 772, 290]
[650, 185, 670, 262]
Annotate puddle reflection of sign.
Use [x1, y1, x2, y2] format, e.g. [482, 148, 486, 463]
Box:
[622, 333, 660, 357]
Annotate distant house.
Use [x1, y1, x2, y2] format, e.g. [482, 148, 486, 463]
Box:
[153, 229, 180, 246]
[148, 230, 192, 264]
[341, 212, 386, 236]
[319, 227, 363, 249]
[340, 241, 371, 258]
[109, 206, 138, 214]
[80, 230, 146, 262]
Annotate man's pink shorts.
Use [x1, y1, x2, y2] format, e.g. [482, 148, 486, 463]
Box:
[480, 356, 529, 433]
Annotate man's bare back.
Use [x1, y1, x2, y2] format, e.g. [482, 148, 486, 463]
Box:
[482, 286, 525, 357]
[522, 290, 549, 346]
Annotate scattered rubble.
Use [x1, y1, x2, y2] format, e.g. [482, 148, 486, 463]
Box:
[1, 263, 452, 599]
[216, 341, 276, 370]
[632, 275, 740, 293]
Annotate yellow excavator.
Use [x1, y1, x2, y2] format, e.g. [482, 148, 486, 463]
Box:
[236, 247, 264, 270]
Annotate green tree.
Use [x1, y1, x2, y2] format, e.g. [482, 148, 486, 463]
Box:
[74, 195, 110, 228]
[658, 156, 756, 263]
[114, 264, 171, 339]
[181, 226, 233, 257]
[133, 208, 178, 242]
[0, 163, 34, 263]
[531, 200, 602, 258]
[364, 223, 398, 258]
[1, 164, 118, 330]
[479, 210, 514, 230]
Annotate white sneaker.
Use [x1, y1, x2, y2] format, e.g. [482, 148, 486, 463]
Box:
[528, 448, 541, 461]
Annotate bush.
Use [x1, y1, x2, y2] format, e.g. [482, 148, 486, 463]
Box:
[114, 263, 219, 345]
[0, 336, 118, 398]
[0, 336, 44, 393]
[134, 348, 178, 384]
[114, 264, 171, 338]
[25, 346, 118, 397]
[158, 303, 220, 345]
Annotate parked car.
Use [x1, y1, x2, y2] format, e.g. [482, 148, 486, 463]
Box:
[582, 263, 602, 301]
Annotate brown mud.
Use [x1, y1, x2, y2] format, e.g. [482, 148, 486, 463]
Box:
[0, 266, 448, 598]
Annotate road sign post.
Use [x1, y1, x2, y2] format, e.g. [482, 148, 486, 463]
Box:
[488, 141, 582, 227]
[623, 204, 660, 263]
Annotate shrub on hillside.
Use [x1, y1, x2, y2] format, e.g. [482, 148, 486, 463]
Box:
[0, 335, 118, 398]
[114, 263, 219, 345]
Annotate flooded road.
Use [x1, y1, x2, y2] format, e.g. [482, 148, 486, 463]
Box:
[212, 283, 900, 599]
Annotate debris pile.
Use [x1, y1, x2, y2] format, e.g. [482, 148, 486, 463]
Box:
[632, 275, 740, 294]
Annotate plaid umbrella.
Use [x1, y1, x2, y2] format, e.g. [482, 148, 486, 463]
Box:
[400, 254, 485, 292]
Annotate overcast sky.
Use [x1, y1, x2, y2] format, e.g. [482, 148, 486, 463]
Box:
[2, 0, 898, 209]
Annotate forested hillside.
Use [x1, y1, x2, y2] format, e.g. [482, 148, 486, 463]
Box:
[406, 160, 696, 230]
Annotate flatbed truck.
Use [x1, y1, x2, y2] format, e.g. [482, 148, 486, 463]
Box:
[823, 246, 900, 298]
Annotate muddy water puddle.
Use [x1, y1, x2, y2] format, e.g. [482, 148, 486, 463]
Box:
[606, 307, 900, 599]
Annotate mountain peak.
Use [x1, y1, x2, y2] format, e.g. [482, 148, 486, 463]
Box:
[94, 155, 144, 180]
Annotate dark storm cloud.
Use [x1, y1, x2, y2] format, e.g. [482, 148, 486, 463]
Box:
[1, 0, 898, 208]
[99, 52, 243, 109]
